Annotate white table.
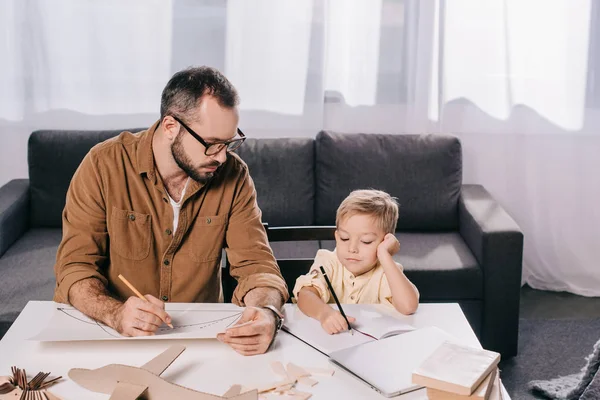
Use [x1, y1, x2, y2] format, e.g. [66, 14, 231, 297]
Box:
[0, 302, 510, 399]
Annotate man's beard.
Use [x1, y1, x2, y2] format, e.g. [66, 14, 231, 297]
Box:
[171, 135, 221, 184]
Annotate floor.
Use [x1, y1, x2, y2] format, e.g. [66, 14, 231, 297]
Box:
[519, 284, 600, 319]
[501, 284, 600, 399]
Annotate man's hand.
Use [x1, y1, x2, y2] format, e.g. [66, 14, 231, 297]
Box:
[377, 233, 400, 260]
[216, 307, 277, 356]
[110, 295, 172, 337]
[318, 306, 356, 335]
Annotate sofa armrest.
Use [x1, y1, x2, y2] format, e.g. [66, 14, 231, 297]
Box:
[0, 179, 30, 258]
[459, 184, 523, 357]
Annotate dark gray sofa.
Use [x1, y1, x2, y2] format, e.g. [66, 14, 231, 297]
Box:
[0, 128, 523, 357]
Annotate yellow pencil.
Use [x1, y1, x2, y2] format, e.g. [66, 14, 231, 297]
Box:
[118, 274, 174, 329]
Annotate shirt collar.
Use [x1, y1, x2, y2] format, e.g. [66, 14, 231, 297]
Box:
[136, 120, 161, 184]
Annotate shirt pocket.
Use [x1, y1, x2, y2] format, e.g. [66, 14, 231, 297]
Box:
[187, 214, 228, 263]
[109, 207, 152, 261]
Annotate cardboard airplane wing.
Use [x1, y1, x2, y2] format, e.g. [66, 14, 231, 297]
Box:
[140, 344, 186, 376]
[108, 382, 148, 400]
[69, 345, 258, 400]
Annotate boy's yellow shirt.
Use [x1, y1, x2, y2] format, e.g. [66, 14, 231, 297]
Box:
[293, 249, 398, 306]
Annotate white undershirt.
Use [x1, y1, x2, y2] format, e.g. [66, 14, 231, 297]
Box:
[166, 178, 190, 234]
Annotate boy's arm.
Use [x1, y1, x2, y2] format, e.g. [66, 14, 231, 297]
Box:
[378, 234, 420, 315]
[297, 287, 356, 334]
[293, 258, 333, 321]
[297, 286, 331, 320]
[293, 252, 356, 334]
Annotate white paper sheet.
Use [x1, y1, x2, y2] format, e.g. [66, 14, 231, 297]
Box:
[282, 304, 415, 355]
[29, 305, 244, 342]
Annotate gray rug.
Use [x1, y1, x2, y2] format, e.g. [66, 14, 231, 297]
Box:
[499, 318, 600, 400]
[529, 337, 600, 399]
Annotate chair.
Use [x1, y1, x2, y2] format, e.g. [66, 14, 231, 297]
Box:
[222, 225, 336, 303]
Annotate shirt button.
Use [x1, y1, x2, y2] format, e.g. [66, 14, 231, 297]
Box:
[163, 259, 170, 266]
[206, 217, 211, 224]
[128, 214, 136, 221]
[350, 296, 355, 300]
[165, 229, 172, 235]
[162, 296, 168, 301]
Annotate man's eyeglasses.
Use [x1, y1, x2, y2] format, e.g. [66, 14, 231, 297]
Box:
[171, 115, 246, 156]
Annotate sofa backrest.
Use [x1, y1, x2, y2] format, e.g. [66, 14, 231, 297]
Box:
[28, 129, 144, 228]
[314, 131, 462, 231]
[236, 138, 315, 226]
[28, 129, 315, 229]
[28, 129, 459, 230]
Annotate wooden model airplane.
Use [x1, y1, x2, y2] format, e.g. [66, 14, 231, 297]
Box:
[68, 345, 257, 400]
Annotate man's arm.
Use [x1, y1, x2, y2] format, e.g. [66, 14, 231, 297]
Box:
[243, 286, 284, 309]
[54, 151, 170, 335]
[54, 151, 110, 304]
[217, 161, 288, 355]
[69, 278, 171, 336]
[224, 161, 288, 306]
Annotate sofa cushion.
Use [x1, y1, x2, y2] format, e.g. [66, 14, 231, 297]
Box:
[321, 232, 482, 300]
[236, 138, 315, 226]
[0, 228, 62, 324]
[28, 129, 144, 228]
[315, 131, 462, 230]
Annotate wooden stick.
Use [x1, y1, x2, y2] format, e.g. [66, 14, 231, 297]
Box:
[118, 274, 173, 329]
[38, 376, 62, 389]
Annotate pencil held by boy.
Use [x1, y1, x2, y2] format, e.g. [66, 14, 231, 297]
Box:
[293, 189, 420, 335]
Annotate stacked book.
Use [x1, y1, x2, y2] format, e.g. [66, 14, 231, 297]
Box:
[412, 342, 502, 400]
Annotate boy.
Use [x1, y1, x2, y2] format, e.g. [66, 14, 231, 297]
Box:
[293, 189, 419, 334]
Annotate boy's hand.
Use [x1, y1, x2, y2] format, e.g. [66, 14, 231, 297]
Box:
[377, 233, 400, 259]
[318, 307, 356, 335]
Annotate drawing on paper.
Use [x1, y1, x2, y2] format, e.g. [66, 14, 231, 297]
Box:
[30, 306, 244, 342]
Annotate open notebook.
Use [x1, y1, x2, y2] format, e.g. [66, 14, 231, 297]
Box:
[282, 304, 415, 355]
[328, 326, 458, 397]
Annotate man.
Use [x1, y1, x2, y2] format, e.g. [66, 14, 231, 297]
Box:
[53, 66, 288, 356]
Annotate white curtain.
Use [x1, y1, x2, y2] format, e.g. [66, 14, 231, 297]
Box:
[438, 0, 600, 296]
[1, 0, 599, 295]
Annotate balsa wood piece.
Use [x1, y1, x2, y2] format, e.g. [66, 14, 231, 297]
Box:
[270, 362, 290, 379]
[254, 379, 295, 394]
[286, 363, 309, 379]
[297, 377, 318, 387]
[69, 345, 258, 400]
[261, 395, 297, 400]
[274, 383, 295, 392]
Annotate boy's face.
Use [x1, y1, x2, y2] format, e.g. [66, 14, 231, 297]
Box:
[335, 213, 387, 276]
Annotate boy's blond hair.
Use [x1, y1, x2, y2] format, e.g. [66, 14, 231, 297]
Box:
[336, 189, 399, 234]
